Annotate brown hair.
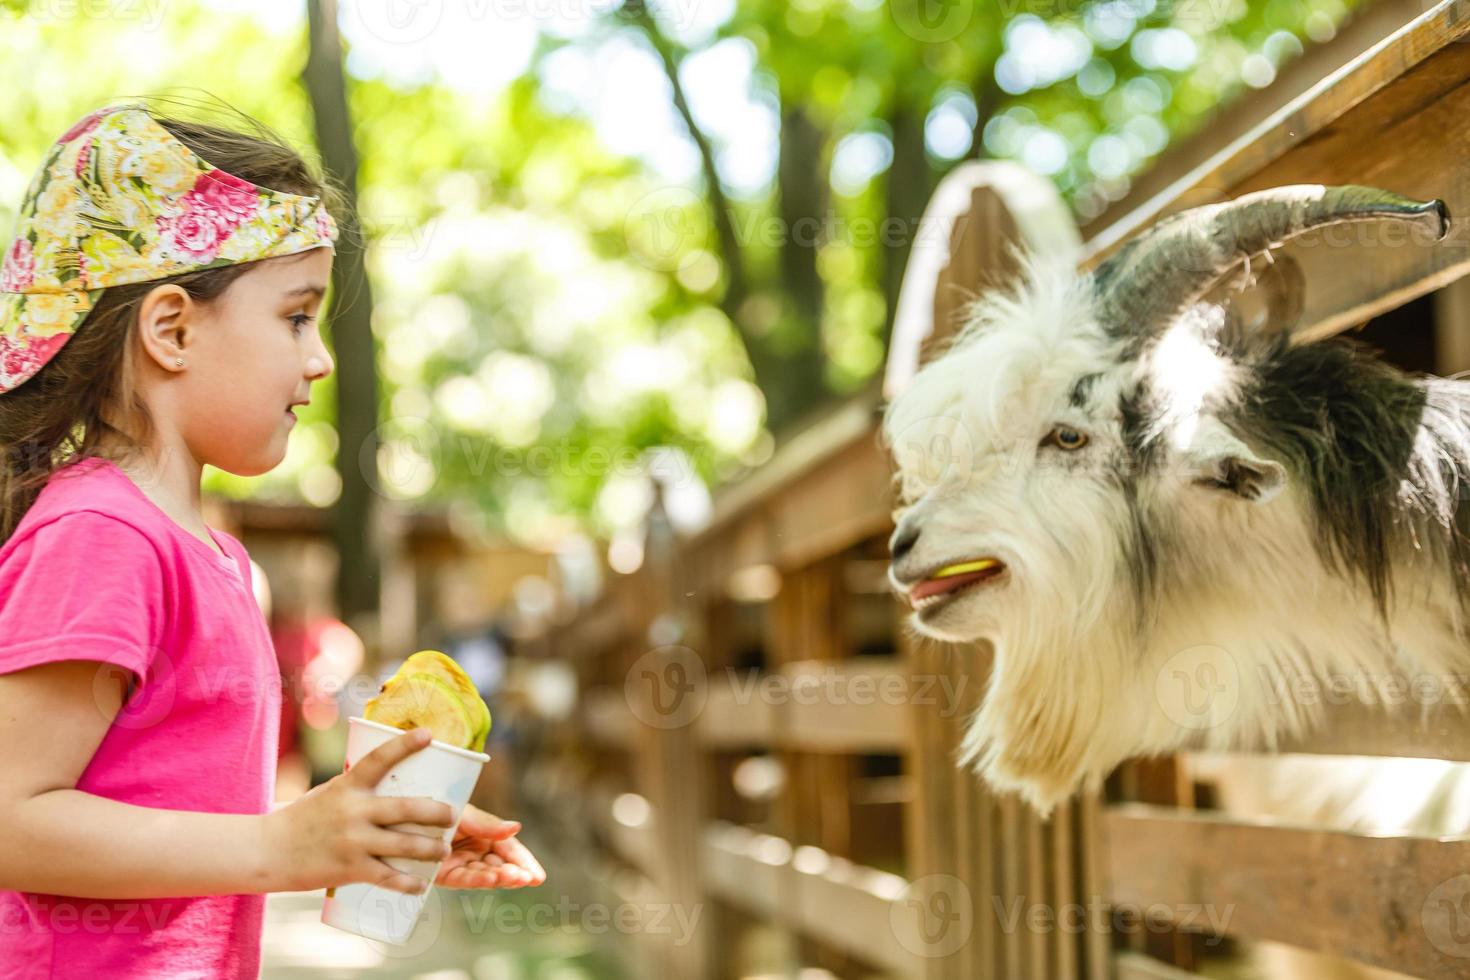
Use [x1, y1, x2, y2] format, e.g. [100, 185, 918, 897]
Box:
[0, 97, 346, 544]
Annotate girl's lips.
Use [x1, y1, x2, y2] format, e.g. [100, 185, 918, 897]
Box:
[909, 558, 1006, 603]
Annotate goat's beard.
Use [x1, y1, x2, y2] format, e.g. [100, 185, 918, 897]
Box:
[941, 578, 1141, 816]
[930, 508, 1470, 818]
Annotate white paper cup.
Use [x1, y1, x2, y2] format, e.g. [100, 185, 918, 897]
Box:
[320, 716, 490, 945]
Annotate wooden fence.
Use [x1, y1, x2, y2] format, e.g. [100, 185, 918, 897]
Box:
[519, 3, 1470, 977]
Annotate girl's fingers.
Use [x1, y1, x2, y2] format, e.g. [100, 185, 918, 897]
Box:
[458, 806, 521, 839]
[495, 838, 547, 881]
[374, 796, 455, 829]
[366, 859, 430, 895]
[348, 729, 432, 788]
[371, 829, 451, 862]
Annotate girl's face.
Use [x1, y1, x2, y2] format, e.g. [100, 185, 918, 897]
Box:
[172, 246, 336, 476]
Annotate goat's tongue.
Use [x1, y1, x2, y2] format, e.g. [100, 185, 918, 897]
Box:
[910, 559, 1003, 601]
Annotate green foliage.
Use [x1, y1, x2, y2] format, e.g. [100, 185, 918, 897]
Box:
[0, 0, 1368, 548]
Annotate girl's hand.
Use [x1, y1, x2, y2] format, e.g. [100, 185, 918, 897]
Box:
[264, 728, 456, 896]
[434, 804, 547, 889]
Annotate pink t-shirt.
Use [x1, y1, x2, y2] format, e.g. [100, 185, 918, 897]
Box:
[0, 456, 281, 979]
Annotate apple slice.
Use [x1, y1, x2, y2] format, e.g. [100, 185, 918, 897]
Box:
[399, 650, 492, 752]
[364, 672, 477, 749]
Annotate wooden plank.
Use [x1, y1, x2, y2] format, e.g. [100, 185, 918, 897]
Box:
[1114, 951, 1211, 980]
[681, 394, 892, 589]
[585, 786, 659, 876]
[779, 658, 913, 753]
[694, 387, 883, 549]
[582, 687, 635, 750]
[701, 822, 789, 918]
[768, 430, 895, 572]
[1078, 790, 1111, 980]
[884, 160, 1082, 399]
[790, 852, 919, 976]
[701, 823, 921, 977]
[1435, 273, 1470, 375]
[695, 669, 778, 749]
[688, 508, 775, 600]
[1082, 0, 1470, 346]
[1050, 803, 1080, 980]
[998, 794, 1024, 980]
[1270, 700, 1470, 761]
[1117, 757, 1198, 970]
[1103, 803, 1470, 980]
[1024, 809, 1049, 980]
[900, 630, 954, 980]
[974, 781, 998, 980]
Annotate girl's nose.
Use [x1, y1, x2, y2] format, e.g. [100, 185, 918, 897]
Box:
[307, 348, 334, 380]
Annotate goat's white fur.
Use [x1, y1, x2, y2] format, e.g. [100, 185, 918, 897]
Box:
[883, 247, 1470, 816]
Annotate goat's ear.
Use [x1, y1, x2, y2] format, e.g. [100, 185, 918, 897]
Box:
[1182, 425, 1285, 504]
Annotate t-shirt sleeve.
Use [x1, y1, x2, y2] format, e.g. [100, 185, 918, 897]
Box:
[0, 511, 168, 686]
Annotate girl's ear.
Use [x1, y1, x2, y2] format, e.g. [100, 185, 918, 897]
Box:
[135, 284, 194, 371]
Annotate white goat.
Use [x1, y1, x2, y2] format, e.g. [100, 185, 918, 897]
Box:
[883, 184, 1461, 811]
[881, 184, 1464, 975]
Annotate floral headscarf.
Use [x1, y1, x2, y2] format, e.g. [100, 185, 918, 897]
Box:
[0, 104, 339, 393]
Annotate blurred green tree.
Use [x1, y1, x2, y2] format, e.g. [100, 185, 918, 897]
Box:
[0, 0, 1368, 557]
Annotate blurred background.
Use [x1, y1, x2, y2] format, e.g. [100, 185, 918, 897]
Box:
[0, 0, 1444, 977]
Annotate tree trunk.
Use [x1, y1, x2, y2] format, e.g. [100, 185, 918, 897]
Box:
[779, 106, 825, 327]
[883, 105, 932, 345]
[303, 0, 382, 640]
[622, 0, 832, 432]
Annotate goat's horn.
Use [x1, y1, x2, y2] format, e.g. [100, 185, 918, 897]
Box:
[1091, 184, 1450, 336]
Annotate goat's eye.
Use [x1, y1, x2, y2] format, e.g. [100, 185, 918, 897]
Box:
[1044, 426, 1089, 451]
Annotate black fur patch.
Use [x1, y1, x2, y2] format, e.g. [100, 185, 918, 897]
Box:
[1069, 373, 1101, 409]
[1225, 332, 1460, 619]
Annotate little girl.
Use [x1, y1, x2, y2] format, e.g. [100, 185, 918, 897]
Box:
[0, 102, 545, 978]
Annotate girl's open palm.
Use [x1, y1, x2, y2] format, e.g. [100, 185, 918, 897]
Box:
[435, 805, 546, 889]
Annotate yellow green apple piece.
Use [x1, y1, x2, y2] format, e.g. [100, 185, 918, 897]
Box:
[399, 650, 492, 752]
[364, 672, 477, 749]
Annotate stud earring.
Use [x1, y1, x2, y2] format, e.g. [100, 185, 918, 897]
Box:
[174, 357, 184, 367]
